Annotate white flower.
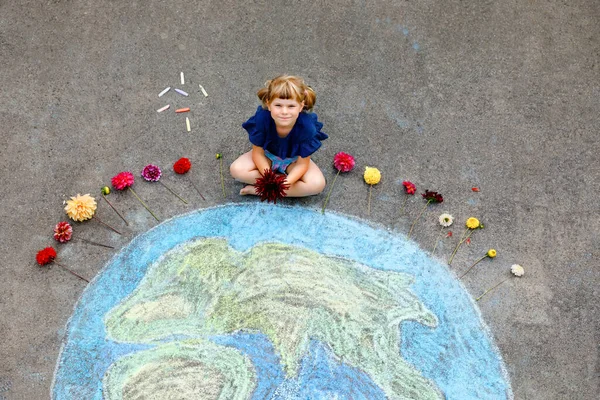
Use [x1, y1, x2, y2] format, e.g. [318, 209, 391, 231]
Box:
[438, 213, 454, 227]
[511, 264, 525, 277]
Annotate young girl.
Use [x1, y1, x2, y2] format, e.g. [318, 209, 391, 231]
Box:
[230, 75, 328, 197]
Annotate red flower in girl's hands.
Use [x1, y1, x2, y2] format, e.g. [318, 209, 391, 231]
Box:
[402, 181, 416, 195]
[36, 247, 57, 266]
[255, 169, 289, 203]
[333, 152, 355, 173]
[173, 158, 192, 174]
[111, 172, 135, 190]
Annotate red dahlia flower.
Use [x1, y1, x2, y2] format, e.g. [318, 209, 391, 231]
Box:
[402, 181, 416, 195]
[398, 180, 417, 215]
[53, 221, 73, 243]
[34, 246, 89, 282]
[36, 247, 57, 265]
[255, 169, 289, 203]
[422, 190, 444, 203]
[333, 152, 355, 173]
[173, 158, 191, 174]
[322, 152, 356, 214]
[408, 190, 444, 238]
[112, 171, 158, 221]
[173, 157, 205, 200]
[111, 172, 135, 190]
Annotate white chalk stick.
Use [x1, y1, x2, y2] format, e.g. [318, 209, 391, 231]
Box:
[158, 87, 170, 97]
[157, 104, 170, 113]
[186, 117, 191, 132]
[175, 88, 188, 96]
[199, 84, 208, 97]
[180, 72, 185, 85]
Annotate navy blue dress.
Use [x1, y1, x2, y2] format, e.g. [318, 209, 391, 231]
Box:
[242, 106, 328, 159]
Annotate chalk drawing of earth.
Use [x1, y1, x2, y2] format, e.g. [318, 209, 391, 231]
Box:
[52, 204, 512, 399]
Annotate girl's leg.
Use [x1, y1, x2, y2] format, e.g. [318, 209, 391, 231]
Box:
[284, 159, 326, 197]
[230, 151, 262, 195]
[230, 151, 261, 183]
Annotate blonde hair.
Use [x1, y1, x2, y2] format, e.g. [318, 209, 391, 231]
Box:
[257, 75, 316, 111]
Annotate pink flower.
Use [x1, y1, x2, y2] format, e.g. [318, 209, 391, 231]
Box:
[333, 152, 355, 173]
[111, 172, 135, 190]
[53, 221, 73, 243]
[402, 181, 416, 195]
[141, 164, 162, 182]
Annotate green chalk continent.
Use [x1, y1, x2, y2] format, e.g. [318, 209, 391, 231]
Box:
[104, 238, 442, 399]
[103, 339, 256, 400]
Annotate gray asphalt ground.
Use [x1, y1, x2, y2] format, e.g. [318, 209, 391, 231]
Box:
[1, 0, 598, 399]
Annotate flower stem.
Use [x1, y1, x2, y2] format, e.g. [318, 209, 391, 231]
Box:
[94, 215, 122, 235]
[187, 175, 206, 200]
[448, 228, 473, 265]
[321, 170, 341, 214]
[367, 185, 373, 215]
[102, 194, 129, 225]
[159, 181, 188, 204]
[398, 195, 409, 216]
[476, 278, 510, 301]
[53, 261, 89, 283]
[432, 226, 444, 254]
[129, 187, 159, 221]
[408, 200, 431, 238]
[75, 237, 114, 249]
[219, 158, 226, 198]
[460, 255, 487, 279]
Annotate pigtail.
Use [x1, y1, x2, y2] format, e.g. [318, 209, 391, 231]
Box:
[303, 86, 316, 111]
[257, 79, 272, 108]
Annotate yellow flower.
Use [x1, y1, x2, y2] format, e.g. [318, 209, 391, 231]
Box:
[65, 194, 97, 221]
[466, 217, 480, 229]
[487, 249, 497, 258]
[101, 186, 110, 195]
[363, 167, 381, 185]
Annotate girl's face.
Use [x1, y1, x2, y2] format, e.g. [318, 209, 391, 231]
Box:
[267, 98, 304, 130]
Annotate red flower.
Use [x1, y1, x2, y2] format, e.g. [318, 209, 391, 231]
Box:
[111, 171, 135, 190]
[422, 190, 443, 203]
[53, 221, 73, 243]
[36, 247, 57, 266]
[173, 157, 191, 174]
[333, 152, 355, 173]
[402, 181, 416, 195]
[254, 169, 290, 203]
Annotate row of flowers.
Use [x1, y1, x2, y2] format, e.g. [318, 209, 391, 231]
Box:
[36, 151, 523, 300]
[35, 157, 208, 282]
[317, 152, 525, 301]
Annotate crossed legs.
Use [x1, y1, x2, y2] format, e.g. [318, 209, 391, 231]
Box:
[230, 151, 326, 197]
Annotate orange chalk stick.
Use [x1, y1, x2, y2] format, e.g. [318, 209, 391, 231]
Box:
[175, 107, 190, 113]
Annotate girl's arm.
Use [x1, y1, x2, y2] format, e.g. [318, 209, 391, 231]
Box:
[251, 145, 271, 176]
[285, 156, 310, 185]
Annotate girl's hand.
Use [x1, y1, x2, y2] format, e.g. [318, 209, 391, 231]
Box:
[285, 156, 310, 186]
[251, 145, 271, 175]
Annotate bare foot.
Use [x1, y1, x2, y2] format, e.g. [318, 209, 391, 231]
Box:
[240, 185, 257, 196]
